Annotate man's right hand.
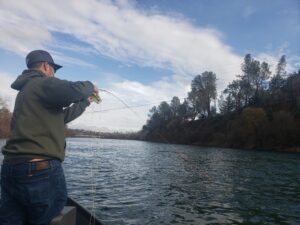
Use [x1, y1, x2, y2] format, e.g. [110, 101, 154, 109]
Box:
[93, 85, 99, 95]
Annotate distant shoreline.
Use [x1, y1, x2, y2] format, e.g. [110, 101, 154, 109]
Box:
[1, 136, 299, 153]
[65, 135, 300, 153]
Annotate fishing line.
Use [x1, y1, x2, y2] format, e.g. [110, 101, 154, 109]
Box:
[95, 89, 194, 168]
[102, 91, 205, 189]
[88, 103, 103, 225]
[98, 89, 145, 120]
[86, 102, 169, 113]
[87, 90, 186, 114]
[86, 88, 200, 224]
[88, 136, 96, 225]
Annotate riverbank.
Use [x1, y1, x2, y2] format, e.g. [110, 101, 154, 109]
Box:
[64, 133, 300, 154]
[140, 105, 300, 154]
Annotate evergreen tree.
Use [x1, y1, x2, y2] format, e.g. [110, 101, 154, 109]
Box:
[0, 97, 11, 138]
[223, 79, 245, 110]
[260, 62, 271, 90]
[270, 55, 287, 91]
[276, 55, 287, 78]
[240, 54, 258, 105]
[158, 101, 172, 123]
[170, 96, 181, 117]
[188, 71, 217, 117]
[178, 99, 196, 121]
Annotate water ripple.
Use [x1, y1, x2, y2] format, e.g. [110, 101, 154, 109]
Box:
[1, 138, 299, 225]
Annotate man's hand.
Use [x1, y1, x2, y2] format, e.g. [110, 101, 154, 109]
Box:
[88, 85, 101, 103]
[93, 85, 99, 95]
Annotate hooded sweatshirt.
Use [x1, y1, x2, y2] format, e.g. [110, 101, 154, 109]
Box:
[2, 69, 94, 161]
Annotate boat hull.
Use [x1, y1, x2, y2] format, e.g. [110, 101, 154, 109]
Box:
[67, 197, 103, 225]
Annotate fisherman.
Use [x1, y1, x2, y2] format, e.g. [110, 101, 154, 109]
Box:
[0, 50, 99, 225]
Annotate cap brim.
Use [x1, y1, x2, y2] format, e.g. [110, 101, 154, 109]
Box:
[53, 63, 63, 71]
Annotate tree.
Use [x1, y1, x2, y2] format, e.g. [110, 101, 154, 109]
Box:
[260, 62, 272, 89]
[240, 54, 254, 105]
[227, 107, 267, 148]
[148, 106, 158, 119]
[178, 99, 196, 121]
[188, 71, 217, 117]
[202, 71, 217, 116]
[236, 54, 272, 106]
[285, 70, 300, 107]
[240, 54, 263, 105]
[218, 94, 235, 114]
[270, 55, 287, 92]
[0, 97, 11, 138]
[268, 111, 298, 147]
[276, 55, 287, 78]
[158, 101, 172, 122]
[223, 79, 245, 110]
[0, 97, 7, 111]
[188, 74, 205, 117]
[170, 96, 181, 117]
[146, 111, 161, 130]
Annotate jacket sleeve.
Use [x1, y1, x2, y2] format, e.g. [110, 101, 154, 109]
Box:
[38, 77, 94, 108]
[64, 99, 90, 124]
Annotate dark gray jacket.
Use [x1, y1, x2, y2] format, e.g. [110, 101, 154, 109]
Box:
[2, 69, 94, 161]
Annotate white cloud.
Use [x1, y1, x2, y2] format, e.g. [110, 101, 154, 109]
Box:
[1, 0, 298, 131]
[69, 75, 189, 131]
[0, 9, 51, 56]
[0, 0, 242, 85]
[255, 41, 300, 77]
[51, 51, 97, 68]
[0, 0, 245, 131]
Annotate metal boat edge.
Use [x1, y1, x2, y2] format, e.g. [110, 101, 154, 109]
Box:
[67, 197, 104, 225]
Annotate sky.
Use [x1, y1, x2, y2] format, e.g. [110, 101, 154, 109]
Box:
[0, 0, 299, 132]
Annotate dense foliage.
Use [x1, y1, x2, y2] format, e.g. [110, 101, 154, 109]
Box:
[141, 54, 300, 151]
[0, 98, 11, 138]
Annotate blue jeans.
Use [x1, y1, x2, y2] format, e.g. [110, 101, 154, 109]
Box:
[0, 160, 67, 225]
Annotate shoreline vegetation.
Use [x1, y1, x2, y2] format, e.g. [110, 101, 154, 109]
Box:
[1, 54, 300, 153]
[64, 128, 300, 153]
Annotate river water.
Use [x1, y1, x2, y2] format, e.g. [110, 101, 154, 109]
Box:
[0, 138, 300, 224]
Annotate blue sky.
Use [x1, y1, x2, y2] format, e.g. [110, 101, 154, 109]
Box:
[138, 0, 300, 55]
[0, 0, 299, 131]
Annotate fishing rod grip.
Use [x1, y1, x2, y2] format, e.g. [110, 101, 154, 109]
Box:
[92, 93, 102, 104]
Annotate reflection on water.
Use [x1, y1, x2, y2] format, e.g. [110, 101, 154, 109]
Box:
[1, 138, 300, 224]
[64, 138, 300, 225]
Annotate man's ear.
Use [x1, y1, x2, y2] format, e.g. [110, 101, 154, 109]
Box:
[41, 62, 50, 77]
[41, 62, 47, 71]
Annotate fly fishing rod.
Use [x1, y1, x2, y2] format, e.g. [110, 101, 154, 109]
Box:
[91, 89, 195, 157]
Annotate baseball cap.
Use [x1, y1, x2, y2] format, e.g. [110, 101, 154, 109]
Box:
[26, 50, 62, 71]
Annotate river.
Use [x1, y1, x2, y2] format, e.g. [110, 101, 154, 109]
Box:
[0, 138, 300, 224]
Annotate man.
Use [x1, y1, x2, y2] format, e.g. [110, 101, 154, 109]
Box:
[0, 50, 98, 225]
